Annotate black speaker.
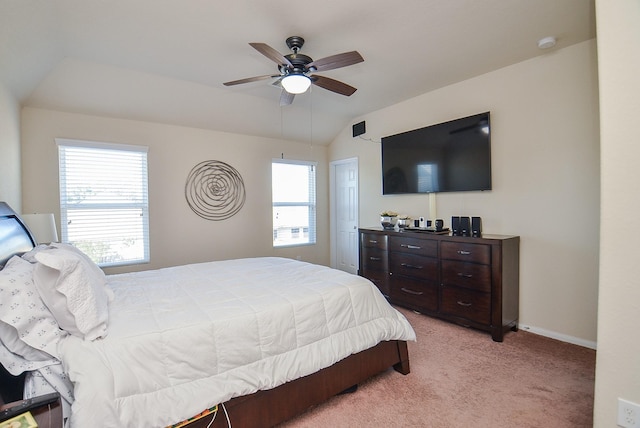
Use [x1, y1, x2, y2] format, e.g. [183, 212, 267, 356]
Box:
[460, 216, 471, 237]
[472, 216, 482, 237]
[451, 216, 461, 236]
[435, 219, 444, 231]
[352, 121, 366, 137]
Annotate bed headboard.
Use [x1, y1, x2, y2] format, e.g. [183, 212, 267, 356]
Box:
[0, 202, 36, 268]
[0, 202, 37, 403]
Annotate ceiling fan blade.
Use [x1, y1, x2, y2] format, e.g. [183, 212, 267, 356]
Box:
[280, 90, 295, 106]
[311, 75, 357, 96]
[249, 42, 293, 67]
[223, 74, 277, 86]
[271, 76, 284, 87]
[307, 51, 363, 72]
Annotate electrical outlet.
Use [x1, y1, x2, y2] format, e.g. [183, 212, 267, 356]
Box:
[618, 398, 640, 428]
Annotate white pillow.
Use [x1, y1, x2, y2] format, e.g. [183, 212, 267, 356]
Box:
[51, 242, 109, 287]
[0, 256, 64, 362]
[49, 243, 115, 303]
[34, 247, 112, 341]
[20, 244, 51, 263]
[50, 243, 115, 306]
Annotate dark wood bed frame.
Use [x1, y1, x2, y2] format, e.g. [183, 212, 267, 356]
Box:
[0, 201, 411, 427]
[201, 340, 409, 427]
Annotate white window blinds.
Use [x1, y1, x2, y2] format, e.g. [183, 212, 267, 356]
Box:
[272, 159, 317, 247]
[56, 139, 149, 267]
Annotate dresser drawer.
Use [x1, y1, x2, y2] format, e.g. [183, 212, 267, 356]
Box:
[390, 275, 438, 312]
[361, 233, 388, 250]
[361, 267, 389, 297]
[441, 260, 491, 292]
[361, 246, 388, 271]
[390, 253, 438, 281]
[441, 241, 491, 265]
[441, 287, 491, 325]
[389, 236, 437, 257]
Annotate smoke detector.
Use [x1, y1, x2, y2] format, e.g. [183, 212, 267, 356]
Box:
[537, 36, 557, 50]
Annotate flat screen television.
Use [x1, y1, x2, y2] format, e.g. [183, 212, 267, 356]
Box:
[381, 112, 492, 194]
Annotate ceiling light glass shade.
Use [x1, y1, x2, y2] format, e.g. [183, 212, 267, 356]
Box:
[281, 74, 311, 94]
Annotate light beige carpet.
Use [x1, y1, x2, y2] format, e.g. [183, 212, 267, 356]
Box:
[280, 307, 596, 427]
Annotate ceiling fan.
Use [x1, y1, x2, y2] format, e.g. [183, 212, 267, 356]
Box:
[223, 36, 364, 106]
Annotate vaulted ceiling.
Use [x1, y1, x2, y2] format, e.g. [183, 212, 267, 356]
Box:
[0, 0, 596, 145]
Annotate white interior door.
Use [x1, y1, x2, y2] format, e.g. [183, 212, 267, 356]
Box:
[331, 158, 359, 274]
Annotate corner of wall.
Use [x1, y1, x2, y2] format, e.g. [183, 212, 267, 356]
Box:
[0, 83, 22, 210]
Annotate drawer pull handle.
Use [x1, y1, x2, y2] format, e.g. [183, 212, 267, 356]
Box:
[457, 272, 473, 278]
[457, 250, 471, 255]
[368, 239, 378, 244]
[401, 263, 423, 270]
[401, 287, 424, 296]
[369, 257, 381, 261]
[401, 244, 422, 250]
[457, 301, 472, 307]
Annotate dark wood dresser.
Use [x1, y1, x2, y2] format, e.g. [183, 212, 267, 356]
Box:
[359, 228, 520, 341]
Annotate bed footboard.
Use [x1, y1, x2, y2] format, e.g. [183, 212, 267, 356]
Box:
[185, 340, 409, 428]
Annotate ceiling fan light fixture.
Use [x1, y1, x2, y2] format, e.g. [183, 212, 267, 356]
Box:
[281, 74, 311, 94]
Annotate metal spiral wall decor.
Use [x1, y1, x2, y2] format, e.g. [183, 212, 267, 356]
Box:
[185, 160, 246, 220]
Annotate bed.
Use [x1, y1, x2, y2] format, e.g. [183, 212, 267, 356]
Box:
[0, 202, 415, 427]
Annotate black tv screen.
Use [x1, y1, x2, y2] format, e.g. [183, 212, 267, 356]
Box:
[382, 112, 492, 194]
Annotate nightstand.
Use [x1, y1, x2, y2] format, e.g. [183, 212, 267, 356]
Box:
[0, 393, 62, 428]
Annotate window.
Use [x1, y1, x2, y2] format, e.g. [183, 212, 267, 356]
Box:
[272, 160, 317, 247]
[56, 138, 149, 267]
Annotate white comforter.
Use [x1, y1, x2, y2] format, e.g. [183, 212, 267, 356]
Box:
[59, 257, 416, 427]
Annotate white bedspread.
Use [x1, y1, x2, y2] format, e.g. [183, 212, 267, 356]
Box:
[59, 257, 416, 427]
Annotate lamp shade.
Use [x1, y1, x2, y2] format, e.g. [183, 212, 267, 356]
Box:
[281, 74, 311, 94]
[22, 213, 59, 244]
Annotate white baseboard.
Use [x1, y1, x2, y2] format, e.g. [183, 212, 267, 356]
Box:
[519, 324, 597, 350]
